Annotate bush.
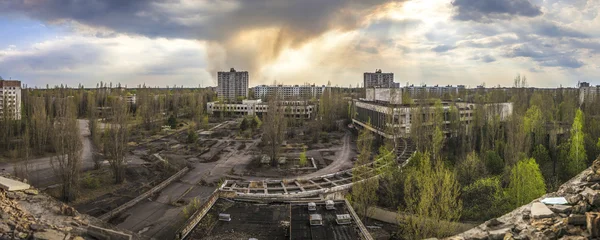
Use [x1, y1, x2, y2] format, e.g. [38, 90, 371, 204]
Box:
[461, 177, 503, 221]
[484, 150, 504, 176]
[299, 150, 308, 167]
[82, 173, 101, 189]
[187, 130, 198, 143]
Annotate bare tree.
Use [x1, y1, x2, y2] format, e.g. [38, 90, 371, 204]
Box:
[104, 98, 129, 183]
[50, 98, 82, 202]
[262, 93, 286, 167]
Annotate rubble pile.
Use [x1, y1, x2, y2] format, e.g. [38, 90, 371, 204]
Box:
[0, 173, 134, 240]
[451, 158, 600, 240]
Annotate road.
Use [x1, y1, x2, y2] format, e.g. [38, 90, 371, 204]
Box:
[0, 119, 94, 188]
[300, 130, 354, 179]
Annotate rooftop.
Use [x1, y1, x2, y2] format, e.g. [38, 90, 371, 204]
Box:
[188, 198, 368, 240]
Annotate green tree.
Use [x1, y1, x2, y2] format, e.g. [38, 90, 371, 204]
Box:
[403, 152, 462, 239]
[299, 147, 308, 167]
[483, 150, 504, 176]
[350, 123, 378, 223]
[461, 177, 503, 221]
[507, 157, 546, 208]
[456, 152, 487, 186]
[374, 145, 396, 176]
[567, 109, 587, 177]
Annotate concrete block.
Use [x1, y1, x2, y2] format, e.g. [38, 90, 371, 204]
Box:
[0, 176, 30, 191]
[531, 202, 554, 219]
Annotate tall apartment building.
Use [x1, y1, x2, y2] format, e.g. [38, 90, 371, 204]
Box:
[253, 84, 326, 99]
[579, 81, 600, 104]
[364, 69, 398, 88]
[0, 80, 22, 120]
[217, 68, 249, 102]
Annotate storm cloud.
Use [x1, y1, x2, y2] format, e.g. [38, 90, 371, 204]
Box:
[452, 0, 542, 22]
[1, 0, 397, 80]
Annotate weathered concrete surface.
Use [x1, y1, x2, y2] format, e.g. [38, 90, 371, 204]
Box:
[0, 176, 30, 191]
[451, 161, 600, 240]
[531, 202, 554, 219]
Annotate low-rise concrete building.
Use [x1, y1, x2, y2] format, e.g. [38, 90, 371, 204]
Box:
[351, 96, 513, 138]
[207, 99, 316, 119]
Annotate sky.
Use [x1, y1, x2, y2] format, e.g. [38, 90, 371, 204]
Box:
[0, 0, 599, 88]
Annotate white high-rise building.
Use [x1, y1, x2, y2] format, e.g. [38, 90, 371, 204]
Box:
[364, 69, 397, 88]
[217, 68, 249, 102]
[0, 80, 21, 120]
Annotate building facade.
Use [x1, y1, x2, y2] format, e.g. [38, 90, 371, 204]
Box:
[0, 80, 21, 120]
[253, 84, 326, 99]
[351, 98, 513, 138]
[404, 85, 466, 98]
[207, 99, 316, 119]
[579, 82, 600, 104]
[217, 68, 249, 102]
[364, 69, 397, 88]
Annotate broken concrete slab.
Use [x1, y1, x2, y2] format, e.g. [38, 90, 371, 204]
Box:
[568, 214, 587, 226]
[0, 176, 30, 191]
[531, 202, 555, 219]
[549, 205, 572, 214]
[487, 227, 512, 240]
[581, 187, 600, 206]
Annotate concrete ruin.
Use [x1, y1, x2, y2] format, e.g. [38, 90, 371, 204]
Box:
[449, 157, 600, 240]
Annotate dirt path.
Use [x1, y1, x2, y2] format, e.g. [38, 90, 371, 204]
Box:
[297, 130, 353, 179]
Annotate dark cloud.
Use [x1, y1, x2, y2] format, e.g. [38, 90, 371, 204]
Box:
[1, 0, 396, 78]
[470, 54, 497, 62]
[432, 45, 456, 52]
[505, 44, 584, 68]
[533, 20, 589, 38]
[452, 0, 542, 22]
[0, 43, 103, 71]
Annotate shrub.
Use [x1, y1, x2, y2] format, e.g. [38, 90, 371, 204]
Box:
[82, 173, 101, 189]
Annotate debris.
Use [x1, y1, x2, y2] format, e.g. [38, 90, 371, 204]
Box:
[541, 197, 569, 205]
[548, 205, 572, 214]
[0, 176, 30, 191]
[531, 202, 555, 219]
[568, 214, 587, 226]
[586, 212, 600, 237]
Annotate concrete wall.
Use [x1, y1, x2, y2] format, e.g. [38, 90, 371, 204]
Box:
[98, 167, 190, 221]
[365, 88, 402, 104]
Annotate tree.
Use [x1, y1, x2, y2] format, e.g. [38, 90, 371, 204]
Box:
[456, 152, 487, 186]
[350, 123, 378, 223]
[167, 114, 177, 129]
[299, 147, 308, 167]
[374, 145, 396, 176]
[483, 150, 504, 176]
[567, 109, 587, 177]
[104, 98, 129, 183]
[403, 152, 462, 239]
[262, 95, 286, 167]
[240, 118, 249, 132]
[50, 98, 82, 202]
[507, 157, 546, 208]
[462, 177, 503, 221]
